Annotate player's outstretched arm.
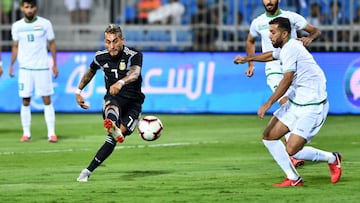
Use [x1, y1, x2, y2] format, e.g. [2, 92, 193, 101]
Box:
[75, 68, 96, 109]
[234, 51, 274, 64]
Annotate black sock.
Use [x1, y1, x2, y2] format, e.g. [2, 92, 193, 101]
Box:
[87, 135, 116, 172]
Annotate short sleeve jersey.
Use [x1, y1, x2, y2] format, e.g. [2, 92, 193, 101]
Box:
[11, 16, 55, 69]
[90, 46, 145, 102]
[272, 39, 327, 105]
[249, 10, 308, 76]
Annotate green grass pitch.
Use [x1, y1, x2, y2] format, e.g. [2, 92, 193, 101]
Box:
[0, 113, 359, 203]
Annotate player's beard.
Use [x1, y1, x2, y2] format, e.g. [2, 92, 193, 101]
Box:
[24, 13, 35, 21]
[263, 0, 279, 15]
[272, 37, 283, 48]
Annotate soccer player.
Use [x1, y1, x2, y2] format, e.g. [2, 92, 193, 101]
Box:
[234, 17, 342, 187]
[75, 24, 145, 182]
[234, 0, 321, 167]
[9, 0, 58, 142]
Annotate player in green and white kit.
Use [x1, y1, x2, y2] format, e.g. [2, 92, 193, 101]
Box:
[234, 17, 342, 187]
[234, 0, 321, 167]
[9, 0, 58, 143]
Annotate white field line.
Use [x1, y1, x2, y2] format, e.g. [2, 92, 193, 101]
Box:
[0, 141, 220, 156]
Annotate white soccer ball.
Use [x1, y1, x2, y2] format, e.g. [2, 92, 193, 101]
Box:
[137, 115, 163, 141]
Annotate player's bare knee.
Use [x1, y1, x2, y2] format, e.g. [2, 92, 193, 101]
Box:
[285, 145, 298, 156]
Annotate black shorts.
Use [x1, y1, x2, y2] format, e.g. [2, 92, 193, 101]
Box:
[102, 94, 142, 136]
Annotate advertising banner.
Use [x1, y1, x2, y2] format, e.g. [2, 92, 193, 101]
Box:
[0, 52, 359, 114]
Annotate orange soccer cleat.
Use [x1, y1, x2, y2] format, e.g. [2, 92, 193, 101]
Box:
[328, 152, 342, 183]
[103, 119, 124, 143]
[273, 177, 304, 187]
[20, 135, 32, 142]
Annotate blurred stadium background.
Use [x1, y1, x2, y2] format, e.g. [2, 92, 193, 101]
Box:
[0, 0, 359, 52]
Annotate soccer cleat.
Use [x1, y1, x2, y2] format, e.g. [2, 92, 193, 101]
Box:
[290, 156, 305, 168]
[103, 118, 124, 143]
[328, 152, 342, 183]
[76, 169, 91, 182]
[273, 177, 304, 187]
[48, 135, 58, 143]
[20, 135, 32, 142]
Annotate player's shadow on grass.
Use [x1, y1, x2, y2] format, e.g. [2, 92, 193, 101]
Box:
[119, 170, 172, 181]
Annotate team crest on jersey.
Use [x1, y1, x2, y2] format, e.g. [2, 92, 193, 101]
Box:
[119, 61, 126, 70]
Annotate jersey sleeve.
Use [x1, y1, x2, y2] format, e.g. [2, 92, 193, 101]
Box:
[131, 51, 143, 67]
[291, 12, 308, 30]
[45, 20, 55, 41]
[90, 54, 101, 71]
[272, 48, 281, 60]
[11, 22, 19, 41]
[249, 19, 259, 38]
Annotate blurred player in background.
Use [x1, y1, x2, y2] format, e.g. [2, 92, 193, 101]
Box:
[9, 0, 58, 143]
[234, 0, 321, 167]
[235, 17, 342, 187]
[75, 24, 145, 182]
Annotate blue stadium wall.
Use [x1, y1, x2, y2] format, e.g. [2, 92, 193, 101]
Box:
[0, 52, 359, 114]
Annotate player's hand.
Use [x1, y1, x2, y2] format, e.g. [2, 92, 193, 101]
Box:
[245, 66, 255, 77]
[257, 103, 271, 120]
[0, 67, 3, 77]
[233, 55, 247, 64]
[76, 93, 89, 109]
[109, 80, 123, 96]
[296, 37, 313, 47]
[52, 65, 59, 78]
[9, 65, 15, 77]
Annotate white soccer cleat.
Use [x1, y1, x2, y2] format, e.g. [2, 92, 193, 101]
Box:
[76, 168, 91, 182]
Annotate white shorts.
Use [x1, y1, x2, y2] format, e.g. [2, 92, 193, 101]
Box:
[266, 73, 283, 92]
[274, 100, 329, 142]
[64, 0, 93, 11]
[267, 73, 291, 102]
[18, 68, 54, 98]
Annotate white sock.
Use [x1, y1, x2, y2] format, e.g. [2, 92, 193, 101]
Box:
[44, 104, 56, 137]
[21, 105, 31, 136]
[292, 146, 335, 163]
[263, 139, 300, 180]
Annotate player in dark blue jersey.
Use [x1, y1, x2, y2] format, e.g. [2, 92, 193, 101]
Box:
[75, 24, 145, 182]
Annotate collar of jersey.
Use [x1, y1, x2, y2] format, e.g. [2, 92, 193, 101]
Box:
[24, 16, 38, 24]
[266, 9, 283, 18]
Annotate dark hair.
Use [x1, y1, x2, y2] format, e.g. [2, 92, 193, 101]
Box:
[104, 24, 123, 36]
[269, 17, 291, 34]
[22, 0, 37, 6]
